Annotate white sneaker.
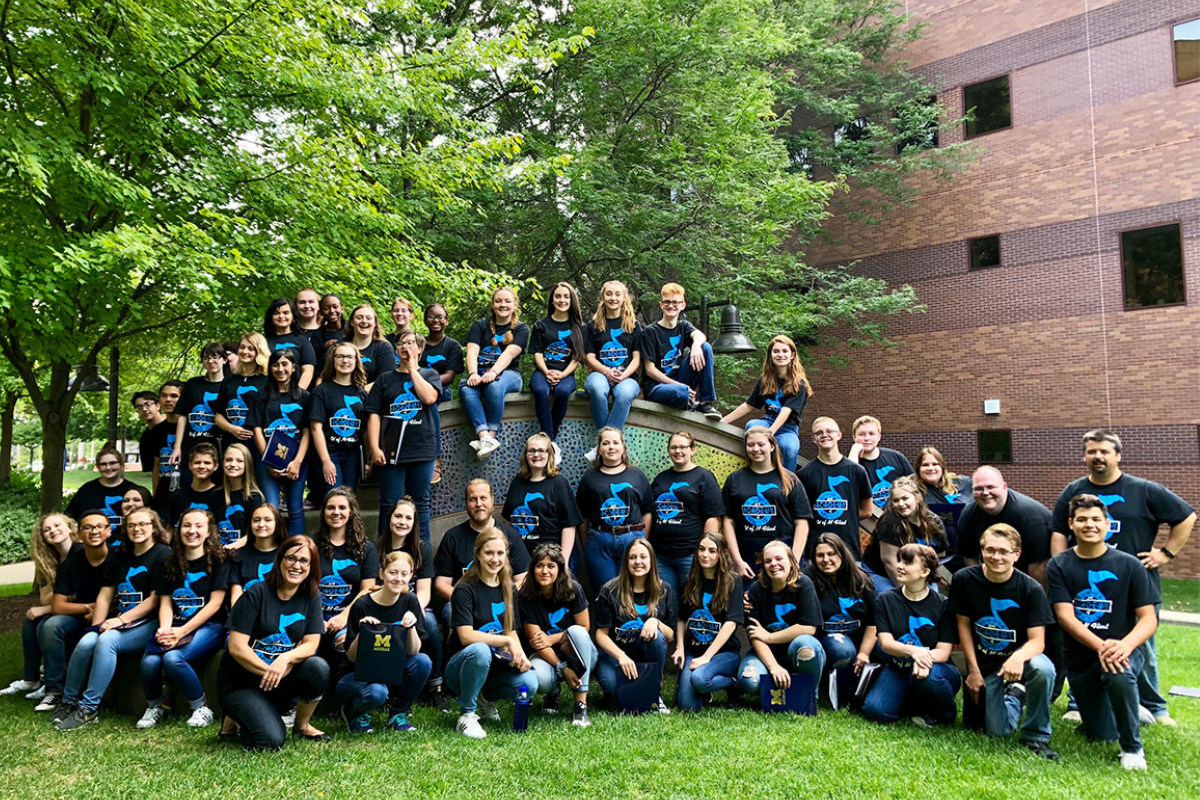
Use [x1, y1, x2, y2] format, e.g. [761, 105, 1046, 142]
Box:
[584, 447, 598, 465]
[1119, 749, 1147, 770]
[0, 679, 38, 696]
[1154, 712, 1177, 727]
[187, 705, 215, 727]
[136, 705, 168, 729]
[1138, 705, 1155, 726]
[457, 712, 486, 739]
[1062, 709, 1081, 723]
[655, 696, 671, 715]
[551, 441, 562, 467]
[33, 695, 61, 713]
[477, 698, 500, 721]
[476, 437, 500, 460]
[25, 685, 46, 701]
[468, 440, 481, 453]
[280, 707, 297, 729]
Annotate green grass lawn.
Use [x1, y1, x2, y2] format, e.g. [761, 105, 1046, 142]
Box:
[0, 583, 32, 598]
[1162, 579, 1199, 614]
[0, 627, 1197, 799]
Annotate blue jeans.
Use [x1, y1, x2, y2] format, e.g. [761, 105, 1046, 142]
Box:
[745, 419, 799, 473]
[643, 343, 717, 409]
[459, 369, 523, 435]
[736, 634, 825, 701]
[21, 615, 48, 682]
[38, 614, 87, 695]
[1072, 646, 1145, 753]
[530, 625, 598, 695]
[319, 448, 361, 498]
[64, 621, 158, 712]
[655, 554, 693, 600]
[444, 642, 539, 714]
[980, 653, 1055, 744]
[596, 631, 668, 698]
[140, 622, 225, 708]
[422, 609, 443, 685]
[530, 371, 576, 440]
[861, 561, 895, 593]
[585, 373, 640, 430]
[862, 662, 961, 726]
[378, 459, 435, 544]
[335, 652, 432, 716]
[677, 651, 741, 711]
[1138, 603, 1167, 716]
[584, 529, 644, 596]
[258, 461, 309, 537]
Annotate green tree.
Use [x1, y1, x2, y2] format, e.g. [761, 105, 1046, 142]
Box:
[0, 0, 588, 512]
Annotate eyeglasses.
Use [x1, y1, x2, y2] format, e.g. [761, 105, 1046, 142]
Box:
[333, 354, 356, 361]
[427, 314, 448, 321]
[127, 521, 155, 530]
[660, 300, 684, 307]
[134, 403, 157, 411]
[283, 555, 311, 567]
[80, 524, 110, 533]
[98, 461, 121, 468]
[982, 547, 1016, 558]
[526, 448, 549, 456]
[203, 355, 225, 362]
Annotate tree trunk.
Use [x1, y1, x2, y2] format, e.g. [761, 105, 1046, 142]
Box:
[0, 390, 16, 485]
[20, 361, 79, 514]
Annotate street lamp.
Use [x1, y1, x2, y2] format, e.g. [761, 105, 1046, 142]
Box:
[698, 297, 756, 354]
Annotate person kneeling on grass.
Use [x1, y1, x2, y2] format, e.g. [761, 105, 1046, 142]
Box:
[337, 551, 433, 734]
[445, 528, 538, 739]
[951, 522, 1058, 760]
[137, 509, 230, 729]
[862, 544, 960, 728]
[736, 540, 824, 705]
[519, 543, 597, 728]
[672, 532, 744, 711]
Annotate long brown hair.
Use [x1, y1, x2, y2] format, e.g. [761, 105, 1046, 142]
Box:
[612, 538, 665, 620]
[759, 335, 813, 397]
[376, 498, 422, 574]
[518, 543, 579, 605]
[681, 531, 736, 614]
[223, 443, 264, 508]
[914, 446, 962, 496]
[591, 280, 638, 334]
[460, 528, 515, 631]
[744, 426, 795, 496]
[314, 487, 367, 562]
[755, 539, 803, 593]
[320, 342, 368, 388]
[880, 477, 946, 550]
[809, 533, 873, 599]
[165, 508, 226, 584]
[31, 513, 77, 589]
[488, 287, 521, 346]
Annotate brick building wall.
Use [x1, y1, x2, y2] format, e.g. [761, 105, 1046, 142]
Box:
[800, 0, 1200, 578]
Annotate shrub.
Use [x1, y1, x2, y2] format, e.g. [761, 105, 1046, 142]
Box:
[0, 478, 40, 566]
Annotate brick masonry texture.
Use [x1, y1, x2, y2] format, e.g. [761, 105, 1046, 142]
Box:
[797, 2, 1200, 577]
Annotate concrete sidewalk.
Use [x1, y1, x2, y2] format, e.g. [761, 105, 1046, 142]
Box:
[0, 561, 33, 585]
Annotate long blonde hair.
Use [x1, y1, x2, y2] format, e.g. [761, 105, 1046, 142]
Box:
[760, 335, 813, 398]
[236, 333, 270, 377]
[592, 280, 638, 333]
[460, 528, 515, 631]
[31, 513, 77, 589]
[223, 443, 264, 508]
[744, 426, 795, 495]
[488, 287, 521, 346]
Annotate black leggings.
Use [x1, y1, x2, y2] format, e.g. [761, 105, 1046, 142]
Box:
[216, 654, 330, 751]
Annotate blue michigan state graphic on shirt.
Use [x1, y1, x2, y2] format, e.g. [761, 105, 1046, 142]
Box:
[101, 494, 124, 530]
[743, 483, 778, 528]
[389, 382, 421, 421]
[659, 334, 683, 375]
[320, 558, 357, 610]
[159, 434, 176, 477]
[545, 329, 573, 364]
[871, 466, 897, 508]
[616, 603, 650, 644]
[599, 329, 628, 368]
[600, 483, 632, 527]
[266, 404, 303, 435]
[768, 602, 796, 632]
[763, 390, 784, 423]
[815, 476, 851, 522]
[688, 592, 721, 645]
[117, 566, 149, 613]
[172, 571, 208, 620]
[330, 395, 363, 440]
[252, 613, 307, 663]
[219, 505, 244, 546]
[1095, 494, 1125, 541]
[480, 602, 506, 634]
[893, 615, 934, 666]
[975, 598, 1019, 653]
[511, 493, 544, 538]
[244, 562, 273, 591]
[825, 597, 862, 634]
[655, 482, 688, 523]
[189, 391, 219, 434]
[478, 334, 504, 370]
[546, 607, 569, 634]
[225, 384, 258, 427]
[1073, 569, 1117, 624]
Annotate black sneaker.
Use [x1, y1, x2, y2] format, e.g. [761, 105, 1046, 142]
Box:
[50, 702, 78, 725]
[572, 701, 590, 728]
[1024, 740, 1060, 760]
[55, 707, 97, 731]
[697, 402, 722, 420]
[542, 691, 560, 716]
[1005, 681, 1027, 703]
[432, 688, 453, 714]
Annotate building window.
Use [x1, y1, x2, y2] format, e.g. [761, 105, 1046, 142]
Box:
[978, 430, 1012, 463]
[969, 235, 1002, 270]
[963, 75, 1011, 138]
[897, 95, 940, 154]
[1175, 19, 1200, 85]
[833, 117, 870, 145]
[1121, 223, 1186, 309]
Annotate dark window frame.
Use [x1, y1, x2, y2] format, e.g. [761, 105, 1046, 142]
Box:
[896, 94, 941, 155]
[1119, 221, 1187, 311]
[1172, 17, 1200, 86]
[977, 429, 1013, 464]
[968, 234, 1003, 270]
[962, 74, 1013, 139]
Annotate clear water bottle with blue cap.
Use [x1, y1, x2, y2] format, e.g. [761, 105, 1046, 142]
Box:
[513, 684, 530, 732]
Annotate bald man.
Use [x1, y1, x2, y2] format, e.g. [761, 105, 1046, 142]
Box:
[955, 466, 1052, 588]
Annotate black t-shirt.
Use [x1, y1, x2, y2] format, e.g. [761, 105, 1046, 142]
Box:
[381, 538, 435, 596]
[639, 320, 698, 392]
[265, 333, 317, 370]
[145, 420, 176, 483]
[232, 544, 278, 590]
[249, 389, 311, 442]
[219, 488, 264, 547]
[179, 376, 226, 456]
[153, 555, 232, 626]
[347, 591, 428, 649]
[799, 457, 872, 558]
[102, 543, 171, 616]
[957, 489, 1052, 572]
[863, 512, 946, 576]
[224, 582, 323, 667]
[722, 468, 812, 566]
[217, 375, 268, 442]
[530, 317, 582, 373]
[168, 484, 225, 528]
[419, 337, 465, 379]
[447, 579, 521, 657]
[1048, 547, 1157, 672]
[502, 474, 583, 551]
[138, 425, 158, 475]
[466, 318, 531, 374]
[949, 565, 1053, 674]
[433, 520, 532, 580]
[318, 326, 345, 354]
[53, 545, 113, 606]
[859, 448, 914, 509]
[745, 378, 808, 432]
[576, 467, 652, 531]
[648, 466, 724, 557]
[816, 585, 878, 646]
[746, 576, 823, 662]
[585, 319, 642, 372]
[65, 478, 140, 536]
[310, 381, 368, 453]
[355, 340, 397, 385]
[317, 541, 381, 616]
[923, 474, 972, 506]
[593, 582, 678, 648]
[874, 588, 957, 667]
[519, 579, 588, 647]
[363, 368, 442, 463]
[679, 575, 745, 657]
[1052, 473, 1194, 596]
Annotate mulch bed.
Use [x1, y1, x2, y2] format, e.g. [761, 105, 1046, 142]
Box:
[0, 593, 36, 635]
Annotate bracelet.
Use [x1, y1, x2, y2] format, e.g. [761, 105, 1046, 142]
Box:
[1160, 546, 1176, 560]
[554, 661, 567, 676]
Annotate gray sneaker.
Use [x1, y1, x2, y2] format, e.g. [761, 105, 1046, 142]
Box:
[55, 706, 98, 731]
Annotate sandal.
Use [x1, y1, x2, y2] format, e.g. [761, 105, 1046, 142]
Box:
[431, 457, 443, 485]
[293, 728, 332, 742]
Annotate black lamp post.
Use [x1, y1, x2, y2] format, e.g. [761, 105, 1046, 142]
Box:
[71, 347, 120, 446]
[698, 297, 756, 354]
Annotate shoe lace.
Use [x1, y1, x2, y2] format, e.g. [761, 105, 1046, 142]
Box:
[389, 713, 408, 726]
